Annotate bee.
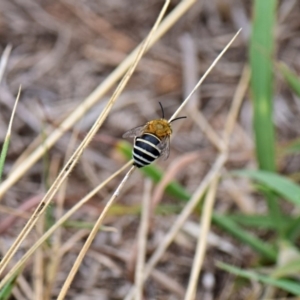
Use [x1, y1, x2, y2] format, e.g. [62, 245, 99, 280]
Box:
[122, 103, 186, 168]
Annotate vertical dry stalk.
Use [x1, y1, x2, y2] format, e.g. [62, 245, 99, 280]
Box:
[135, 179, 152, 300]
[183, 65, 250, 299]
[223, 65, 251, 144]
[16, 274, 34, 300]
[183, 176, 219, 300]
[0, 44, 12, 84]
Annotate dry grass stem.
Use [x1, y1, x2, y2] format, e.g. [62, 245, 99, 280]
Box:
[183, 64, 249, 299]
[0, 205, 30, 220]
[16, 274, 34, 300]
[0, 195, 43, 234]
[152, 151, 200, 207]
[182, 221, 239, 256]
[87, 250, 122, 276]
[62, 0, 135, 52]
[60, 230, 90, 256]
[179, 33, 224, 151]
[0, 0, 171, 278]
[221, 173, 256, 214]
[6, 86, 21, 141]
[184, 176, 219, 300]
[179, 33, 200, 109]
[0, 0, 197, 197]
[151, 269, 185, 298]
[0, 160, 132, 290]
[169, 29, 242, 121]
[189, 110, 224, 151]
[0, 44, 12, 84]
[221, 66, 252, 213]
[57, 165, 135, 299]
[135, 179, 152, 300]
[223, 65, 251, 143]
[9, 135, 43, 174]
[11, 288, 23, 300]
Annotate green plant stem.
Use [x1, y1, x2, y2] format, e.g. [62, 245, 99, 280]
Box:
[250, 0, 277, 172]
[0, 138, 10, 183]
[213, 214, 277, 262]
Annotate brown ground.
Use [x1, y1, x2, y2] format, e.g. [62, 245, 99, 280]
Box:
[1, 0, 300, 299]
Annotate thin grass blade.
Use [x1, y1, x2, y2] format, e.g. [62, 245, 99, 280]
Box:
[217, 261, 300, 295]
[228, 213, 293, 230]
[213, 214, 277, 261]
[0, 276, 17, 300]
[278, 62, 300, 97]
[0, 87, 21, 182]
[250, 0, 277, 171]
[234, 170, 300, 207]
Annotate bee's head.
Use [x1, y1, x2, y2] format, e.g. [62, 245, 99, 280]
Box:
[145, 119, 171, 138]
[146, 102, 186, 138]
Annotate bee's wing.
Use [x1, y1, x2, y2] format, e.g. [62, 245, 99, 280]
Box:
[158, 136, 170, 160]
[122, 125, 145, 138]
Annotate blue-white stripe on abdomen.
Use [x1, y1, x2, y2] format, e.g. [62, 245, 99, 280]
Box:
[133, 133, 161, 168]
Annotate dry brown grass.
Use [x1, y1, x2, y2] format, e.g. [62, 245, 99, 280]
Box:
[1, 1, 300, 299]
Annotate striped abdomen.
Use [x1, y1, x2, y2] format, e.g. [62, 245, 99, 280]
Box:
[133, 133, 161, 168]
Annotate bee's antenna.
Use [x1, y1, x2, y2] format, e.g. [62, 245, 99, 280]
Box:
[158, 102, 165, 119]
[169, 116, 187, 123]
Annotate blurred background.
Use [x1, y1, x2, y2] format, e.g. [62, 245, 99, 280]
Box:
[1, 0, 300, 299]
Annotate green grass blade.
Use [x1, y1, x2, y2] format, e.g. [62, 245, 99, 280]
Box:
[250, 0, 277, 172]
[228, 213, 293, 230]
[229, 211, 300, 242]
[106, 203, 182, 216]
[217, 261, 300, 295]
[213, 214, 277, 261]
[234, 170, 300, 207]
[263, 191, 284, 238]
[0, 139, 10, 183]
[0, 273, 18, 300]
[278, 62, 300, 97]
[0, 87, 21, 182]
[284, 215, 300, 242]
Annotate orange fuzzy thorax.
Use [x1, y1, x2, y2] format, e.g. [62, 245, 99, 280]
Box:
[145, 119, 172, 139]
